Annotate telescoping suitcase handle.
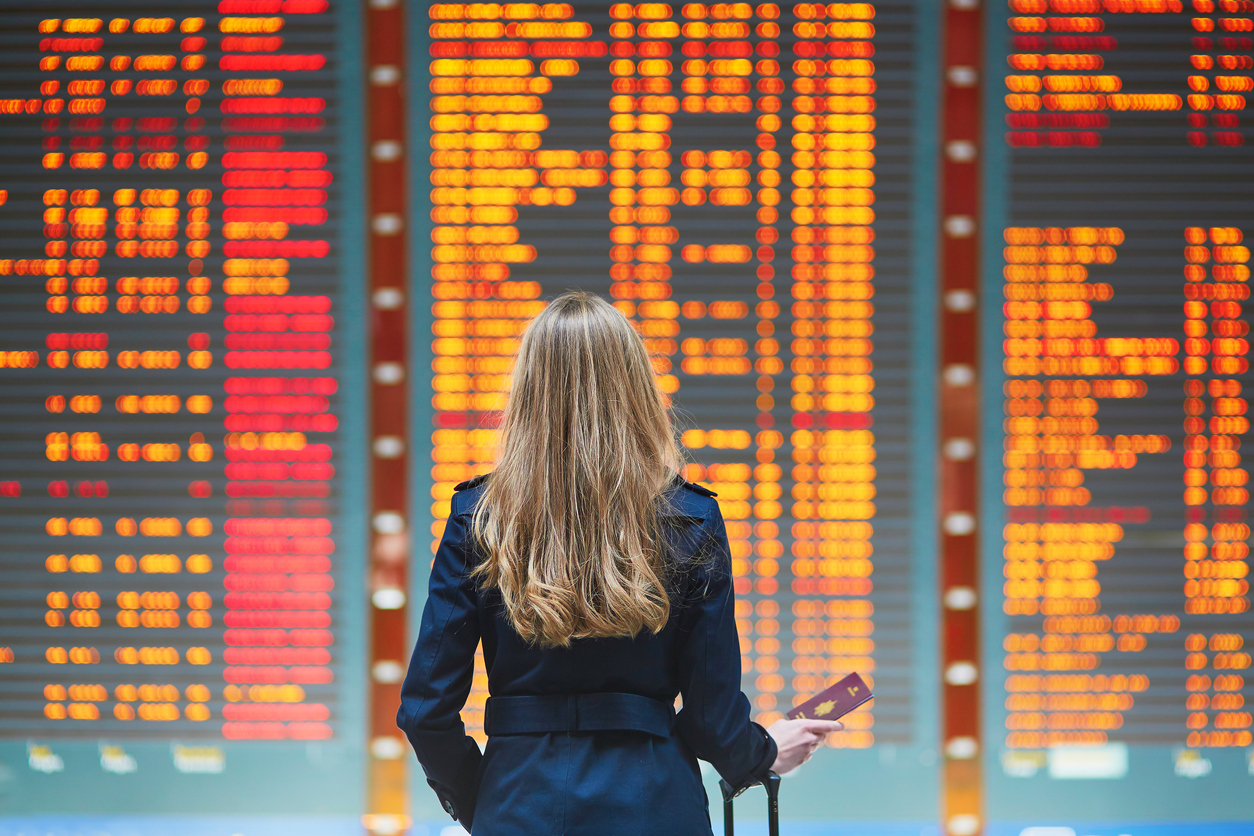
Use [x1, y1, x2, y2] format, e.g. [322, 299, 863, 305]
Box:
[719, 771, 781, 836]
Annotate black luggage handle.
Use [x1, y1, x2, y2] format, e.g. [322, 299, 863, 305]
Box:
[718, 771, 781, 836]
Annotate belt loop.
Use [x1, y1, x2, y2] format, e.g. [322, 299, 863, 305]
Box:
[565, 695, 578, 733]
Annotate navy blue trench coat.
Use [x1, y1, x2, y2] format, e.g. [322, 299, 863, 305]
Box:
[396, 475, 777, 835]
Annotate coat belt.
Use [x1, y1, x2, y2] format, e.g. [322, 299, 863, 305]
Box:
[484, 693, 674, 738]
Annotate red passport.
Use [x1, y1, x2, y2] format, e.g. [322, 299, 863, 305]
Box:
[786, 673, 873, 721]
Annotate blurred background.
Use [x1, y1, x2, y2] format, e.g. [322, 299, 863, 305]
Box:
[0, 1, 1252, 835]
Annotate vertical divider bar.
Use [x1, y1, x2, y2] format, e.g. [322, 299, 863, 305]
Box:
[938, 2, 985, 836]
[364, 0, 411, 832]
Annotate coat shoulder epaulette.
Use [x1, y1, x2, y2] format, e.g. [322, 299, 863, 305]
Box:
[677, 478, 717, 498]
[453, 473, 490, 492]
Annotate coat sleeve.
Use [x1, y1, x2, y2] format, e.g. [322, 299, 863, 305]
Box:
[672, 509, 778, 794]
[396, 503, 483, 828]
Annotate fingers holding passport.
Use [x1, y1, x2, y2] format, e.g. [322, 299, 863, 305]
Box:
[767, 718, 845, 774]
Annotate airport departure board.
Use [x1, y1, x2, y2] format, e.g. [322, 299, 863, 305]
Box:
[984, 0, 1254, 830]
[414, 1, 941, 823]
[0, 0, 365, 818]
[415, 1, 1254, 830]
[9, 0, 1254, 832]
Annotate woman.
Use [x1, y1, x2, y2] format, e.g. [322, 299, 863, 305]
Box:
[397, 292, 841, 834]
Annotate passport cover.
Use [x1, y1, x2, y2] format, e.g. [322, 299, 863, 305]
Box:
[786, 673, 873, 721]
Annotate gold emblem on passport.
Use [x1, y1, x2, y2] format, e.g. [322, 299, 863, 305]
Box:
[814, 700, 836, 717]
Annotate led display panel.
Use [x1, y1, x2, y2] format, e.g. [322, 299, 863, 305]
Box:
[413, 1, 940, 825]
[984, 1, 1254, 832]
[0, 1, 365, 822]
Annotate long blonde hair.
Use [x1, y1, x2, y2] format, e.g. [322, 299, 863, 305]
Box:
[471, 291, 682, 647]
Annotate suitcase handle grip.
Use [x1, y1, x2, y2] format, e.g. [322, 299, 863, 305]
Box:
[719, 771, 780, 836]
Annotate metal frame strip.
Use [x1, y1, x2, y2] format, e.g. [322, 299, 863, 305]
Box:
[938, 3, 985, 835]
[364, 0, 412, 832]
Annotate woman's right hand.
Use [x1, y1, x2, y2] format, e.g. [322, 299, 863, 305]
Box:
[766, 717, 843, 774]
